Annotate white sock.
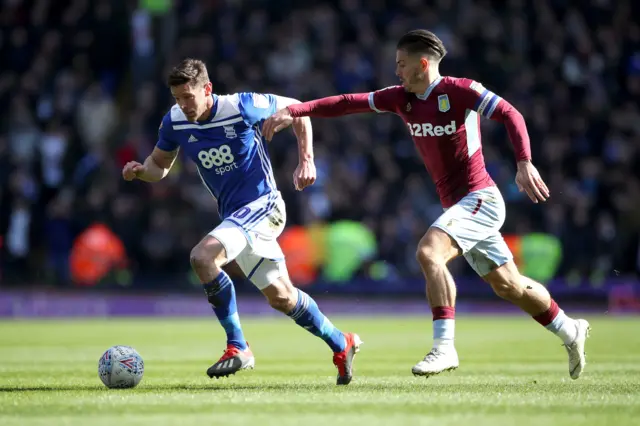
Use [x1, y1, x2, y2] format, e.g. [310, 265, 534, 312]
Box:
[433, 319, 455, 351]
[546, 310, 578, 345]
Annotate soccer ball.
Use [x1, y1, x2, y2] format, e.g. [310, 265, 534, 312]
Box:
[98, 345, 144, 389]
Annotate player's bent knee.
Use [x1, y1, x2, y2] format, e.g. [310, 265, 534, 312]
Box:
[222, 261, 246, 281]
[416, 227, 460, 268]
[416, 246, 442, 268]
[416, 243, 451, 269]
[483, 263, 524, 301]
[189, 247, 212, 271]
[262, 277, 297, 313]
[189, 237, 226, 271]
[267, 293, 294, 313]
[490, 279, 523, 301]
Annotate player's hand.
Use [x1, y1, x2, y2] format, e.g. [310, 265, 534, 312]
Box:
[515, 160, 549, 203]
[293, 159, 316, 191]
[122, 161, 147, 181]
[262, 108, 294, 141]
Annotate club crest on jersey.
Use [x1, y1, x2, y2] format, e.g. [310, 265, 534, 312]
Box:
[406, 102, 412, 112]
[437, 94, 450, 112]
[223, 125, 237, 139]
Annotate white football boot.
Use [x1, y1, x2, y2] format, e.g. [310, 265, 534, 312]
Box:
[564, 319, 591, 380]
[412, 347, 459, 377]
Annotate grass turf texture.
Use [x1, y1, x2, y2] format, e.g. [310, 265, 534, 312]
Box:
[1, 316, 639, 426]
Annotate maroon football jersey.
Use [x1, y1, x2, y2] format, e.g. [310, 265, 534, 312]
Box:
[368, 76, 501, 208]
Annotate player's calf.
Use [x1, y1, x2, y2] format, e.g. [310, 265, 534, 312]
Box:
[263, 278, 346, 352]
[262, 279, 297, 313]
[412, 228, 460, 377]
[190, 235, 228, 282]
[416, 227, 460, 309]
[262, 276, 361, 385]
[483, 261, 591, 379]
[202, 270, 248, 351]
[192, 235, 250, 361]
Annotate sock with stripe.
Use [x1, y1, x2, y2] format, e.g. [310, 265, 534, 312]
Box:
[432, 306, 455, 351]
[203, 271, 248, 350]
[287, 290, 346, 353]
[532, 299, 578, 345]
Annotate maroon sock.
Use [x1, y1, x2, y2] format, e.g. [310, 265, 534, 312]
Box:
[432, 306, 455, 321]
[532, 299, 560, 326]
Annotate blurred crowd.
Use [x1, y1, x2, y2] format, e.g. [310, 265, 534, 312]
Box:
[1, 0, 640, 288]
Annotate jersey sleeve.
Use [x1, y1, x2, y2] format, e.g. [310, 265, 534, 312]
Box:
[238, 92, 279, 126]
[272, 95, 300, 110]
[454, 78, 531, 162]
[368, 86, 404, 114]
[155, 113, 180, 152]
[453, 78, 503, 119]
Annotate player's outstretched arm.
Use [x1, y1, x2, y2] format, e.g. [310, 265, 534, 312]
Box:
[292, 115, 316, 191]
[290, 113, 316, 191]
[262, 93, 372, 141]
[122, 147, 179, 183]
[270, 97, 314, 156]
[275, 97, 316, 191]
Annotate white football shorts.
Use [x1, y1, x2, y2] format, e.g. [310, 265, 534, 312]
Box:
[209, 191, 288, 290]
[431, 186, 513, 277]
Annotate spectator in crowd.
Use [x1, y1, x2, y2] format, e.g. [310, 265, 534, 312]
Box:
[1, 0, 639, 289]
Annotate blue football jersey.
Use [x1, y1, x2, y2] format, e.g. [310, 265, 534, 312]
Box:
[156, 92, 280, 219]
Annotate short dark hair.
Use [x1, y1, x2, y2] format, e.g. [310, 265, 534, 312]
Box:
[397, 30, 447, 61]
[166, 58, 209, 87]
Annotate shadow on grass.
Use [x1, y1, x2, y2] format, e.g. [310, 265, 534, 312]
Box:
[0, 383, 341, 393]
[1, 381, 633, 394]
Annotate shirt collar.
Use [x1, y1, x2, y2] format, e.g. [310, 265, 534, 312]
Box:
[416, 76, 443, 100]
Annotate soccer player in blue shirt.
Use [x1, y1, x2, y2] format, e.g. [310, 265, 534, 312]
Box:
[122, 59, 362, 385]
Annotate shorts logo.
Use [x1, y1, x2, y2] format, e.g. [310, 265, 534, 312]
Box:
[267, 207, 284, 229]
[438, 94, 450, 112]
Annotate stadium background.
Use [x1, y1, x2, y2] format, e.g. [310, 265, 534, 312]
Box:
[1, 0, 639, 314]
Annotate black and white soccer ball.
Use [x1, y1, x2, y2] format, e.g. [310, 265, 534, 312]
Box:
[98, 345, 144, 389]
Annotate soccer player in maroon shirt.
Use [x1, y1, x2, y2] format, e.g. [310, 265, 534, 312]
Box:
[262, 29, 591, 380]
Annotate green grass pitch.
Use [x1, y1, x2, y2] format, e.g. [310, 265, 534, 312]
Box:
[1, 315, 639, 426]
